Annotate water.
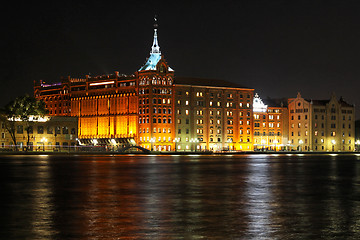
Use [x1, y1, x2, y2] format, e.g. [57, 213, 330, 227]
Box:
[0, 154, 359, 239]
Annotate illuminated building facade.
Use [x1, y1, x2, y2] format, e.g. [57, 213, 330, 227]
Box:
[253, 94, 288, 151]
[34, 21, 254, 152]
[33, 21, 356, 152]
[0, 116, 77, 151]
[288, 93, 355, 151]
[34, 20, 177, 151]
[175, 78, 254, 151]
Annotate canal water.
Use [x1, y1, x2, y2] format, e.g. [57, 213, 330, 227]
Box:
[0, 154, 359, 239]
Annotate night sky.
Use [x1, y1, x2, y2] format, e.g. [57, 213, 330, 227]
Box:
[2, 1, 360, 117]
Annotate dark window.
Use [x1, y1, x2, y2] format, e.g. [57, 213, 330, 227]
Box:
[17, 125, 23, 134]
[47, 127, 53, 134]
[37, 126, 44, 134]
[55, 126, 61, 135]
[62, 127, 69, 134]
[71, 128, 76, 134]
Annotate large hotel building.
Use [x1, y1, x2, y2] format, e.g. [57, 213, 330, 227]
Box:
[33, 22, 355, 152]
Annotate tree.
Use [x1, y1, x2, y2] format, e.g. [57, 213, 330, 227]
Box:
[0, 113, 17, 151]
[1, 95, 48, 151]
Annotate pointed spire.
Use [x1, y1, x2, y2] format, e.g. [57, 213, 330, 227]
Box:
[151, 15, 161, 54]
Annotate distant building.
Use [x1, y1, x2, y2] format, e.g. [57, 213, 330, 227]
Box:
[32, 20, 357, 152]
[253, 94, 288, 151]
[174, 78, 254, 151]
[288, 93, 355, 151]
[34, 20, 254, 152]
[0, 116, 78, 151]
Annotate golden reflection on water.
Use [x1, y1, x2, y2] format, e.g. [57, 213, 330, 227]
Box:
[1, 154, 360, 239]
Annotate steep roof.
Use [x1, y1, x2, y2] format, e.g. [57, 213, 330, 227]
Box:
[174, 77, 250, 89]
[138, 19, 174, 72]
[309, 99, 329, 106]
[339, 97, 354, 107]
[139, 53, 162, 71]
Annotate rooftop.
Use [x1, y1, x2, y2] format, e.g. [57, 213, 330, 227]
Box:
[175, 77, 250, 89]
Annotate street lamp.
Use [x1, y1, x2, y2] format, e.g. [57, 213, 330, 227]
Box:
[41, 137, 47, 151]
[227, 138, 233, 151]
[190, 138, 199, 152]
[299, 139, 303, 151]
[173, 137, 180, 152]
[288, 140, 291, 151]
[355, 140, 360, 152]
[331, 139, 336, 152]
[273, 139, 278, 151]
[150, 137, 156, 151]
[261, 139, 266, 151]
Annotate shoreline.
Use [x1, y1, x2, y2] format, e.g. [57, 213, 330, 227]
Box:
[0, 151, 359, 156]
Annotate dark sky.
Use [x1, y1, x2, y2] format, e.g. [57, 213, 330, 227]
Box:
[2, 0, 360, 116]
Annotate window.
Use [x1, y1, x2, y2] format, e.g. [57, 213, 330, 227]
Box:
[55, 126, 61, 135]
[47, 127, 53, 134]
[37, 126, 44, 134]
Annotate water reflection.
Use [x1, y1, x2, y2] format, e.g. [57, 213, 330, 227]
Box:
[0, 154, 359, 239]
[244, 156, 273, 239]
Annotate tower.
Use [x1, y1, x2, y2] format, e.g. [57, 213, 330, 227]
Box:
[136, 17, 175, 151]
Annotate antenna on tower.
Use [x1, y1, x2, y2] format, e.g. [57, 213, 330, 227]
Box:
[154, 14, 158, 28]
[151, 15, 160, 54]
